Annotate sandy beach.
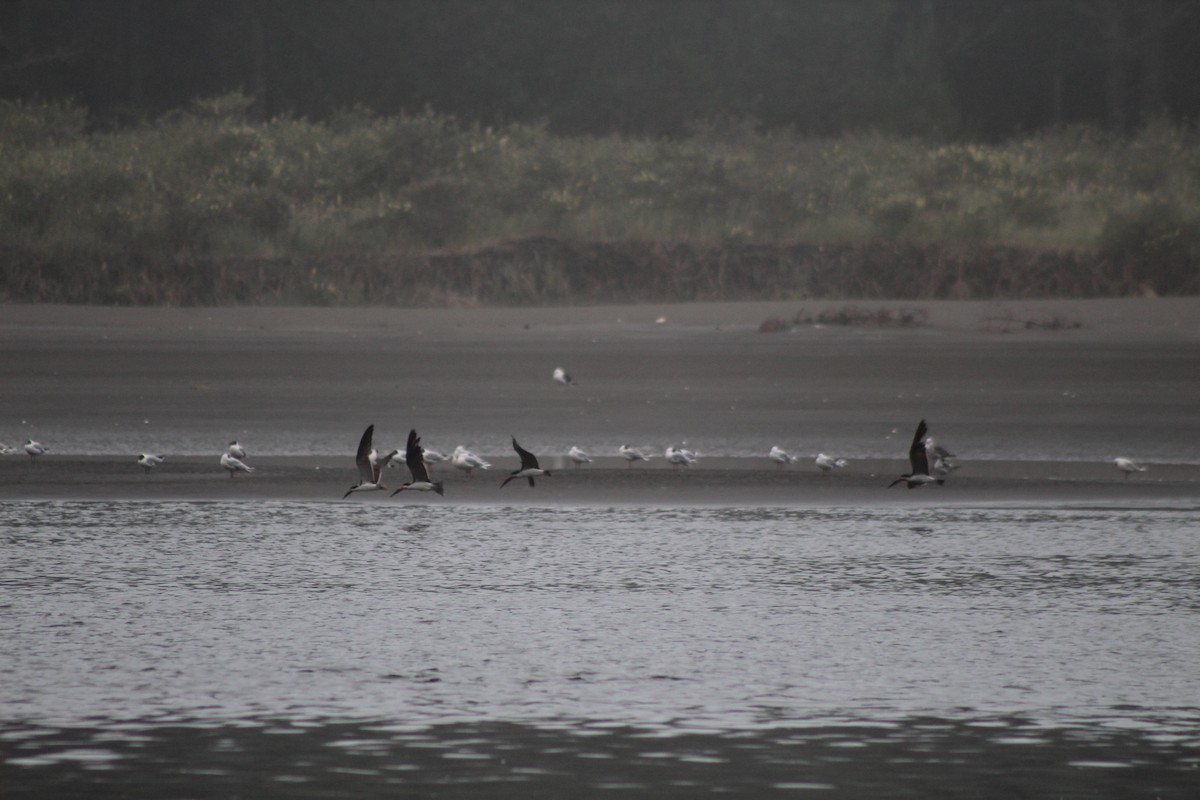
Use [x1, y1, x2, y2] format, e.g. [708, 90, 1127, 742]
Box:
[2, 297, 1199, 504]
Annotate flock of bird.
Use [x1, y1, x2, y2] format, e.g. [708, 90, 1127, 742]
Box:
[3, 367, 1152, 493]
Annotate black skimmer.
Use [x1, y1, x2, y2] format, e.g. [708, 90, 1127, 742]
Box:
[619, 444, 650, 467]
[769, 446, 797, 467]
[888, 419, 938, 489]
[501, 436, 549, 488]
[451, 445, 491, 476]
[815, 453, 848, 474]
[1112, 457, 1147, 478]
[24, 439, 47, 463]
[343, 424, 385, 497]
[568, 446, 592, 468]
[553, 367, 576, 387]
[227, 440, 247, 460]
[221, 450, 254, 477]
[137, 453, 165, 473]
[391, 429, 445, 496]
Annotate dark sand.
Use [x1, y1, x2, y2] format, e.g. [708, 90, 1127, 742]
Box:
[2, 298, 1198, 505]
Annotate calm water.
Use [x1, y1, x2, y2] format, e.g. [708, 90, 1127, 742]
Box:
[3, 500, 1199, 797]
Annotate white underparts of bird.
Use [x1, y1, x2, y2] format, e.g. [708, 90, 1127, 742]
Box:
[227, 440, 247, 460]
[619, 445, 650, 467]
[24, 439, 47, 460]
[815, 453, 848, 473]
[344, 424, 385, 497]
[1112, 457, 1147, 478]
[568, 446, 592, 467]
[391, 429, 445, 497]
[769, 446, 797, 466]
[138, 453, 165, 472]
[501, 436, 549, 488]
[889, 419, 938, 489]
[553, 367, 575, 387]
[221, 450, 254, 477]
[450, 445, 490, 476]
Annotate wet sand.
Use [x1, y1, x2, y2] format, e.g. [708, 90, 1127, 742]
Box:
[2, 297, 1199, 505]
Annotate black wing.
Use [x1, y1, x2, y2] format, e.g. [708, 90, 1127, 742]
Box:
[355, 425, 375, 483]
[512, 436, 539, 470]
[908, 419, 930, 476]
[406, 429, 432, 483]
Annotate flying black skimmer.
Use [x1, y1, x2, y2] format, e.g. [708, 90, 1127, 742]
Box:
[568, 446, 592, 468]
[501, 436, 550, 488]
[391, 429, 445, 496]
[226, 441, 247, 459]
[769, 445, 798, 467]
[815, 453, 848, 474]
[1112, 457, 1147, 479]
[619, 444, 650, 467]
[137, 453, 165, 473]
[888, 420, 938, 489]
[24, 439, 47, 463]
[343, 424, 386, 497]
[450, 445, 490, 476]
[553, 367, 576, 387]
[665, 445, 696, 469]
[221, 450, 254, 477]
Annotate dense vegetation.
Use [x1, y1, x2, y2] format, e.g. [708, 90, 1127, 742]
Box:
[2, 96, 1198, 305]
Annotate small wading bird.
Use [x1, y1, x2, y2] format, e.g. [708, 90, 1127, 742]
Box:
[568, 445, 592, 468]
[24, 439, 47, 463]
[889, 419, 939, 489]
[769, 446, 797, 467]
[501, 436, 550, 488]
[343, 424, 386, 497]
[451, 445, 491, 476]
[815, 453, 848, 474]
[227, 440, 247, 460]
[553, 367, 576, 387]
[221, 449, 254, 477]
[619, 444, 650, 467]
[1112, 457, 1147, 479]
[391, 429, 445, 497]
[137, 453, 165, 473]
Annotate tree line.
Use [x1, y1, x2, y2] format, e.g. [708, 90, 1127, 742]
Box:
[2, 0, 1198, 139]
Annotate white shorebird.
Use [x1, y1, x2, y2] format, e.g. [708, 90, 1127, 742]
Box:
[220, 450, 254, 477]
[769, 446, 798, 467]
[501, 436, 550, 488]
[370, 447, 399, 471]
[889, 419, 938, 489]
[137, 453, 165, 473]
[932, 455, 958, 482]
[422, 447, 448, 468]
[567, 446, 593, 468]
[665, 445, 696, 469]
[553, 367, 576, 387]
[226, 440, 247, 459]
[924, 435, 955, 461]
[815, 453, 848, 474]
[344, 424, 387, 497]
[0, 442, 17, 455]
[391, 429, 445, 497]
[1112, 457, 1147, 479]
[450, 445, 491, 476]
[619, 444, 651, 467]
[24, 439, 47, 463]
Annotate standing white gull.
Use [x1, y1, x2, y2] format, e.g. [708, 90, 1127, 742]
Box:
[815, 453, 848, 474]
[450, 445, 491, 476]
[665, 445, 696, 469]
[501, 437, 550, 488]
[220, 450, 254, 478]
[0, 442, 16, 455]
[769, 446, 798, 467]
[567, 446, 593, 468]
[370, 447, 399, 471]
[137, 453, 165, 473]
[24, 439, 47, 463]
[553, 367, 576, 387]
[1112, 457, 1147, 479]
[226, 441, 247, 460]
[619, 445, 651, 467]
[343, 424, 386, 497]
[888, 419, 938, 489]
[391, 429, 445, 497]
